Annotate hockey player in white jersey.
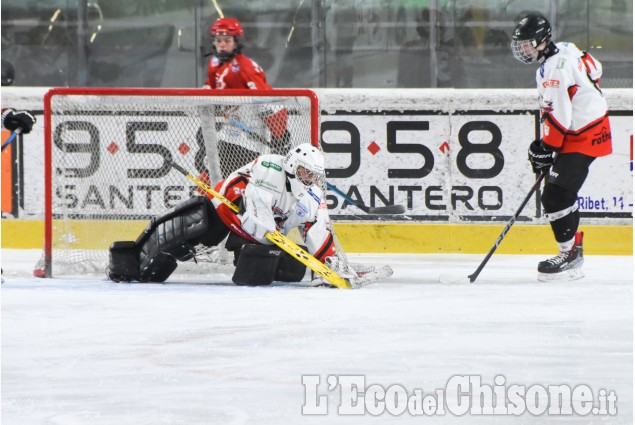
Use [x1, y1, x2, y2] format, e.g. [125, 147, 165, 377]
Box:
[511, 13, 612, 281]
[107, 143, 367, 286]
[213, 143, 339, 263]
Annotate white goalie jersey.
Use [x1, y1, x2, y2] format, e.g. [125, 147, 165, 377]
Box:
[213, 154, 337, 262]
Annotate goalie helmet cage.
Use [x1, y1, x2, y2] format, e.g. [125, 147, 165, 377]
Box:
[35, 87, 332, 278]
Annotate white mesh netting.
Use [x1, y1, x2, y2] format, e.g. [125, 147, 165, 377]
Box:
[37, 89, 336, 278]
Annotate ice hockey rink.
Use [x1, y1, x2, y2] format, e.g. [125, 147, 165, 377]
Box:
[1, 248, 632, 424]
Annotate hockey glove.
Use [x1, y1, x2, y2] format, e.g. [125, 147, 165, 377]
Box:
[240, 189, 276, 243]
[309, 255, 358, 287]
[324, 256, 358, 279]
[528, 139, 554, 174]
[1, 109, 36, 134]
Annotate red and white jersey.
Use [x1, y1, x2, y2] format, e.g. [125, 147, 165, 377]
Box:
[205, 53, 271, 90]
[204, 53, 288, 140]
[212, 154, 336, 262]
[536, 42, 612, 157]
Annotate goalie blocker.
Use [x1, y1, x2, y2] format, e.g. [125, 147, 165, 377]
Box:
[107, 196, 306, 285]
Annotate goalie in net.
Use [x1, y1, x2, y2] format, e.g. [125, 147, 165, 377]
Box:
[108, 143, 374, 287]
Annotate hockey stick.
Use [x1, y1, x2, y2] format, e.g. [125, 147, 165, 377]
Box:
[326, 183, 406, 214]
[440, 171, 547, 284]
[1, 128, 22, 151]
[228, 118, 272, 145]
[167, 159, 353, 289]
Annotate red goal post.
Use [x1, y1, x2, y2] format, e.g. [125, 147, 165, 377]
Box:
[37, 88, 320, 278]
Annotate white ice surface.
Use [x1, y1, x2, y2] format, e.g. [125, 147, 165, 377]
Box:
[1, 249, 632, 425]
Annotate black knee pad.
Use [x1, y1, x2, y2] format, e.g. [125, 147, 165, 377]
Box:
[541, 183, 580, 243]
[548, 208, 580, 243]
[232, 244, 307, 286]
[541, 183, 577, 214]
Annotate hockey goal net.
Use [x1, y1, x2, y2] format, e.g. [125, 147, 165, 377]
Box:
[36, 88, 324, 278]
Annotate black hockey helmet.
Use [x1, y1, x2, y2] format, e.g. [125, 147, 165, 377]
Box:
[511, 13, 552, 64]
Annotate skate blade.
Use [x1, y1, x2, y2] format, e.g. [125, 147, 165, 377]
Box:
[537, 268, 584, 282]
[439, 273, 472, 285]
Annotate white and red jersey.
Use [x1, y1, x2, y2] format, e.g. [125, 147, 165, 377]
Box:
[536, 42, 612, 157]
[212, 154, 336, 263]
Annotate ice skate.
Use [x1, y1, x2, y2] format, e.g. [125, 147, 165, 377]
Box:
[537, 232, 584, 281]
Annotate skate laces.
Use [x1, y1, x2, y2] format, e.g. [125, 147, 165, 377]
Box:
[546, 251, 570, 266]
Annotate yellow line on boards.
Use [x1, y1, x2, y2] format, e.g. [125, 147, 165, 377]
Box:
[1, 220, 632, 255]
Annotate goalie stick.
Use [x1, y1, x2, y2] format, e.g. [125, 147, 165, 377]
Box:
[168, 159, 364, 289]
[228, 118, 406, 215]
[440, 172, 547, 284]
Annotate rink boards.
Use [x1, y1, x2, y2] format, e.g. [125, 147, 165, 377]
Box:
[1, 87, 632, 255]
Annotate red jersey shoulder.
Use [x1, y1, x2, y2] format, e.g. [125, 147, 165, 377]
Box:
[208, 54, 270, 89]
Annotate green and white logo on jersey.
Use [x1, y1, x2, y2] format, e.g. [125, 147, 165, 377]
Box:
[254, 178, 279, 192]
[261, 161, 283, 172]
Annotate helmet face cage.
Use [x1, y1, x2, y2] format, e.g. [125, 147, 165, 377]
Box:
[295, 164, 324, 187]
[511, 39, 539, 64]
[284, 144, 325, 189]
[511, 13, 551, 64]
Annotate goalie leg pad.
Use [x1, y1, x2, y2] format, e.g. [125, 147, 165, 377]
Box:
[108, 241, 141, 282]
[137, 195, 225, 250]
[228, 242, 306, 286]
[110, 196, 229, 283]
[138, 231, 179, 283]
[275, 246, 307, 282]
[232, 244, 282, 286]
[231, 243, 307, 285]
[139, 250, 178, 283]
[108, 239, 179, 284]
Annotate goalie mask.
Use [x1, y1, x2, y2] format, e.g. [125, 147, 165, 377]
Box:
[283, 144, 325, 200]
[511, 13, 552, 64]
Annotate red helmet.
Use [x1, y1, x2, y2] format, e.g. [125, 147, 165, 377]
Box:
[211, 17, 243, 37]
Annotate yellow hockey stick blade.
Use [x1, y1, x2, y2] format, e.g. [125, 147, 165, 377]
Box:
[265, 231, 352, 289]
